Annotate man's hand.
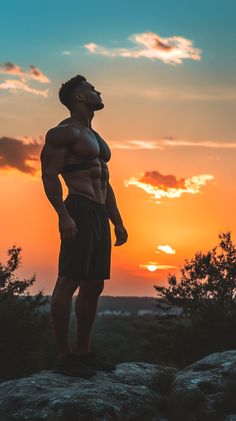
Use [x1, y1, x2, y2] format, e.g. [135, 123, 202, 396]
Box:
[114, 223, 128, 246]
[59, 214, 78, 243]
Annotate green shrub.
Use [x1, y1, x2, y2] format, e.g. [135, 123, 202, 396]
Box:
[0, 245, 54, 379]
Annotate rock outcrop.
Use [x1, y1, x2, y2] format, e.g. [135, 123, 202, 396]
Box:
[0, 351, 235, 420]
[169, 350, 236, 421]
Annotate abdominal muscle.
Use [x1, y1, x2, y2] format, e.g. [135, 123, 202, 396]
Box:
[61, 160, 109, 204]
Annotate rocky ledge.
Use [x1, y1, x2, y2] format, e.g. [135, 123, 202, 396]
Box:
[0, 351, 236, 420]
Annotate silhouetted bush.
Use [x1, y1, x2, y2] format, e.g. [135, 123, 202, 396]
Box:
[0, 245, 54, 380]
[154, 231, 236, 359]
[155, 231, 236, 320]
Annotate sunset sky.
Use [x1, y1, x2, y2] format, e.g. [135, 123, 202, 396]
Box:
[0, 0, 235, 297]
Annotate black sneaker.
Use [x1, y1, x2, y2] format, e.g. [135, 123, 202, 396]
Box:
[53, 353, 97, 378]
[73, 351, 116, 372]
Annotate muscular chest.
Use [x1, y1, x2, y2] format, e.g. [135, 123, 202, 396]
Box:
[68, 130, 111, 163]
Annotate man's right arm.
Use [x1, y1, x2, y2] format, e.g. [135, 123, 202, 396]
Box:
[40, 127, 72, 218]
[41, 126, 79, 242]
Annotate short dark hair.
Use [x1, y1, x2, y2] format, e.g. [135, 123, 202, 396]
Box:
[59, 75, 87, 110]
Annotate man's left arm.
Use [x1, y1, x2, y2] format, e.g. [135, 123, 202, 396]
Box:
[105, 182, 128, 246]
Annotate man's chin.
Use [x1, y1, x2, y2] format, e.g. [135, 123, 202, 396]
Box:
[93, 102, 104, 111]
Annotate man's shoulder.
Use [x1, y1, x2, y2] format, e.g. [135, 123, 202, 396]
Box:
[45, 121, 81, 147]
[47, 119, 80, 135]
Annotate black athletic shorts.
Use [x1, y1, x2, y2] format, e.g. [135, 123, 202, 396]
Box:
[58, 194, 111, 281]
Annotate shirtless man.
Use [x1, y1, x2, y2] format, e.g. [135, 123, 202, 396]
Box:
[40, 75, 128, 377]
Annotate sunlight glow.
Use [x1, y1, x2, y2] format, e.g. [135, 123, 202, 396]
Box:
[140, 262, 179, 272]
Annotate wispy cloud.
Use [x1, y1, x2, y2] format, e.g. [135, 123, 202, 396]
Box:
[27, 65, 50, 83]
[0, 136, 43, 175]
[0, 62, 50, 96]
[111, 138, 236, 150]
[125, 170, 214, 204]
[84, 31, 201, 64]
[156, 245, 176, 255]
[161, 138, 236, 148]
[0, 62, 50, 83]
[0, 62, 22, 76]
[0, 79, 49, 97]
[140, 262, 178, 271]
[84, 43, 97, 53]
[111, 140, 163, 150]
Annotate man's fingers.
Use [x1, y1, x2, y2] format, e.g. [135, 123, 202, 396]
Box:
[114, 238, 127, 246]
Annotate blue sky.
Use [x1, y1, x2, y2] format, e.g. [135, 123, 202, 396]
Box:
[1, 0, 235, 69]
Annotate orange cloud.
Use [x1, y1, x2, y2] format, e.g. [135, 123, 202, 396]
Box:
[140, 170, 186, 190]
[0, 136, 42, 175]
[125, 170, 214, 203]
[84, 31, 201, 64]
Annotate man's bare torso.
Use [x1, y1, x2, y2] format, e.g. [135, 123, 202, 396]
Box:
[58, 118, 111, 204]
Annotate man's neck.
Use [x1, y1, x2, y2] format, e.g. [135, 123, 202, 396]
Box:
[70, 109, 94, 128]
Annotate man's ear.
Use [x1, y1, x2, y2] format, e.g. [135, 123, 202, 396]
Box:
[74, 91, 85, 101]
[72, 86, 85, 102]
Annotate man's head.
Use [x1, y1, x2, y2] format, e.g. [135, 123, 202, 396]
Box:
[59, 75, 104, 112]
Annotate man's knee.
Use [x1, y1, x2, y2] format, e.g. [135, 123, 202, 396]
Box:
[52, 275, 79, 296]
[79, 279, 104, 298]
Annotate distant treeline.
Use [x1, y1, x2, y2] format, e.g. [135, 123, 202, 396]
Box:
[38, 295, 165, 315]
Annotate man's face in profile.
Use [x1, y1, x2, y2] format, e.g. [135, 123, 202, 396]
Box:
[74, 81, 104, 111]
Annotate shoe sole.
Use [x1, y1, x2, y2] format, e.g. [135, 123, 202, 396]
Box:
[74, 356, 116, 372]
[53, 367, 96, 378]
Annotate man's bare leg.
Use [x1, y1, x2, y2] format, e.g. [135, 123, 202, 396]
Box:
[75, 279, 104, 356]
[51, 275, 79, 359]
